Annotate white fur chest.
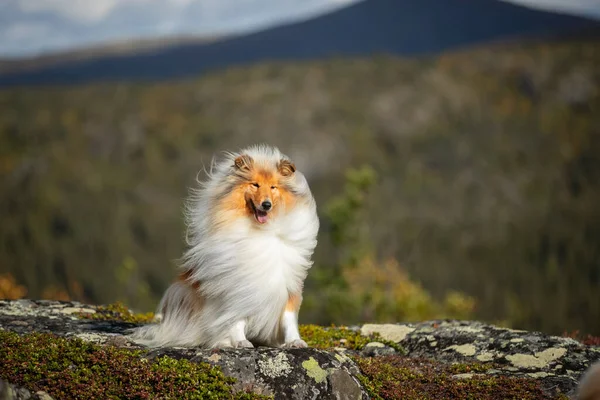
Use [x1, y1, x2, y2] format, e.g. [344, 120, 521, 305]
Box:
[237, 231, 308, 295]
[231, 204, 318, 295]
[189, 203, 318, 311]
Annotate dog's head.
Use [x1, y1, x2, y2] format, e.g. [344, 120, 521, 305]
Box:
[233, 154, 296, 224]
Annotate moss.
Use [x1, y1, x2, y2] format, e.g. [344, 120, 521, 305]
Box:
[448, 362, 495, 374]
[0, 330, 269, 399]
[77, 302, 155, 324]
[355, 356, 564, 400]
[300, 324, 406, 353]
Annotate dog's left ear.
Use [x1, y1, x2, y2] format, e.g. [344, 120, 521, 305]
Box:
[278, 159, 296, 177]
[234, 154, 254, 172]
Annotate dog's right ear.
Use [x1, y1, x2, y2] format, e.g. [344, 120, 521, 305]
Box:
[234, 154, 254, 172]
[278, 159, 296, 177]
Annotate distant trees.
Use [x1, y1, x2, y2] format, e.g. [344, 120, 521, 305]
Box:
[0, 39, 598, 334]
[303, 166, 475, 325]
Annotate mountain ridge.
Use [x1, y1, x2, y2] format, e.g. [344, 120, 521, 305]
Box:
[0, 0, 598, 87]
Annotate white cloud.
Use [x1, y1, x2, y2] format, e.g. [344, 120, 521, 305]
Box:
[16, 0, 160, 23]
[167, 0, 196, 7]
[18, 0, 120, 23]
[506, 0, 600, 15]
[3, 22, 52, 41]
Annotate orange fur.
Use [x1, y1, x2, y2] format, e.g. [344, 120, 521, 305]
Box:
[245, 169, 283, 212]
[178, 269, 200, 291]
[215, 164, 296, 226]
[285, 293, 303, 312]
[213, 185, 248, 225]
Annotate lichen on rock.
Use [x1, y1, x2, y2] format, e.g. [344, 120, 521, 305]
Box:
[302, 357, 328, 383]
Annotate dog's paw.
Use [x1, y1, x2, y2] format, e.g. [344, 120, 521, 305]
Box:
[234, 340, 254, 348]
[282, 339, 308, 348]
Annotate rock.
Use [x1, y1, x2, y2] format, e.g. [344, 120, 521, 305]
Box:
[359, 342, 397, 357]
[32, 393, 53, 400]
[0, 379, 54, 400]
[361, 323, 415, 342]
[0, 300, 598, 399]
[358, 320, 600, 397]
[145, 346, 365, 399]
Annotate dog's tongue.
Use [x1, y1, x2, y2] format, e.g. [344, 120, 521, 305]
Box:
[256, 210, 268, 224]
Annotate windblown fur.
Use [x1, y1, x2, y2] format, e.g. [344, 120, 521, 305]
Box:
[131, 145, 319, 348]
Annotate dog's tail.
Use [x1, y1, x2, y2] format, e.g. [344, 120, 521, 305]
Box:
[129, 281, 204, 348]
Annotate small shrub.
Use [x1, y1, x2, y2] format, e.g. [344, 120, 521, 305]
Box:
[77, 301, 155, 324]
[0, 273, 27, 299]
[356, 356, 558, 400]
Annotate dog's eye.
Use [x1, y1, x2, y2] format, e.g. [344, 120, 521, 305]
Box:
[270, 186, 277, 189]
[251, 183, 259, 188]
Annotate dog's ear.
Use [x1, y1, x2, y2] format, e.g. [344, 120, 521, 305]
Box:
[278, 159, 296, 177]
[234, 154, 254, 172]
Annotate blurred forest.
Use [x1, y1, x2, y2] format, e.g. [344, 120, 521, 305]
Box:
[0, 37, 599, 335]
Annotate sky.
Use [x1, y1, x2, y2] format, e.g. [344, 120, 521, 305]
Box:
[1, 0, 599, 58]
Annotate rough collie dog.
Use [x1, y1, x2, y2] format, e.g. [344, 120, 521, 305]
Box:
[131, 145, 319, 349]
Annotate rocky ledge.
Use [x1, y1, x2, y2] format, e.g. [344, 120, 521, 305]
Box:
[0, 299, 598, 399]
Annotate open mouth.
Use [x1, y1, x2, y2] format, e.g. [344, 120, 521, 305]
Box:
[250, 203, 269, 224]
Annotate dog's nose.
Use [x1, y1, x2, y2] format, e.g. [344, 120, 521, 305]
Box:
[261, 200, 272, 210]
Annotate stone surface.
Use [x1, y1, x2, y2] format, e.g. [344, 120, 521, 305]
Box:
[146, 346, 365, 399]
[362, 321, 600, 397]
[0, 379, 53, 400]
[1, 300, 598, 399]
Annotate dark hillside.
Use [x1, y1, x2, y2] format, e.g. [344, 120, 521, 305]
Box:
[0, 0, 598, 86]
[0, 35, 222, 75]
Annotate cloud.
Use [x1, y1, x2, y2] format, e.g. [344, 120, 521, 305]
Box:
[510, 0, 600, 15]
[167, 0, 196, 7]
[3, 22, 52, 41]
[17, 0, 122, 23]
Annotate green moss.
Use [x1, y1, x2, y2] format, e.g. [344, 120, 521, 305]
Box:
[77, 302, 155, 324]
[0, 331, 269, 399]
[299, 324, 405, 353]
[355, 356, 563, 400]
[448, 362, 496, 374]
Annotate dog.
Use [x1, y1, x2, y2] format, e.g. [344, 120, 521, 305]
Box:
[131, 144, 319, 348]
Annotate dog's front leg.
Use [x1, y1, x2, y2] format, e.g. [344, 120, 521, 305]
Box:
[229, 319, 254, 348]
[281, 293, 307, 348]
